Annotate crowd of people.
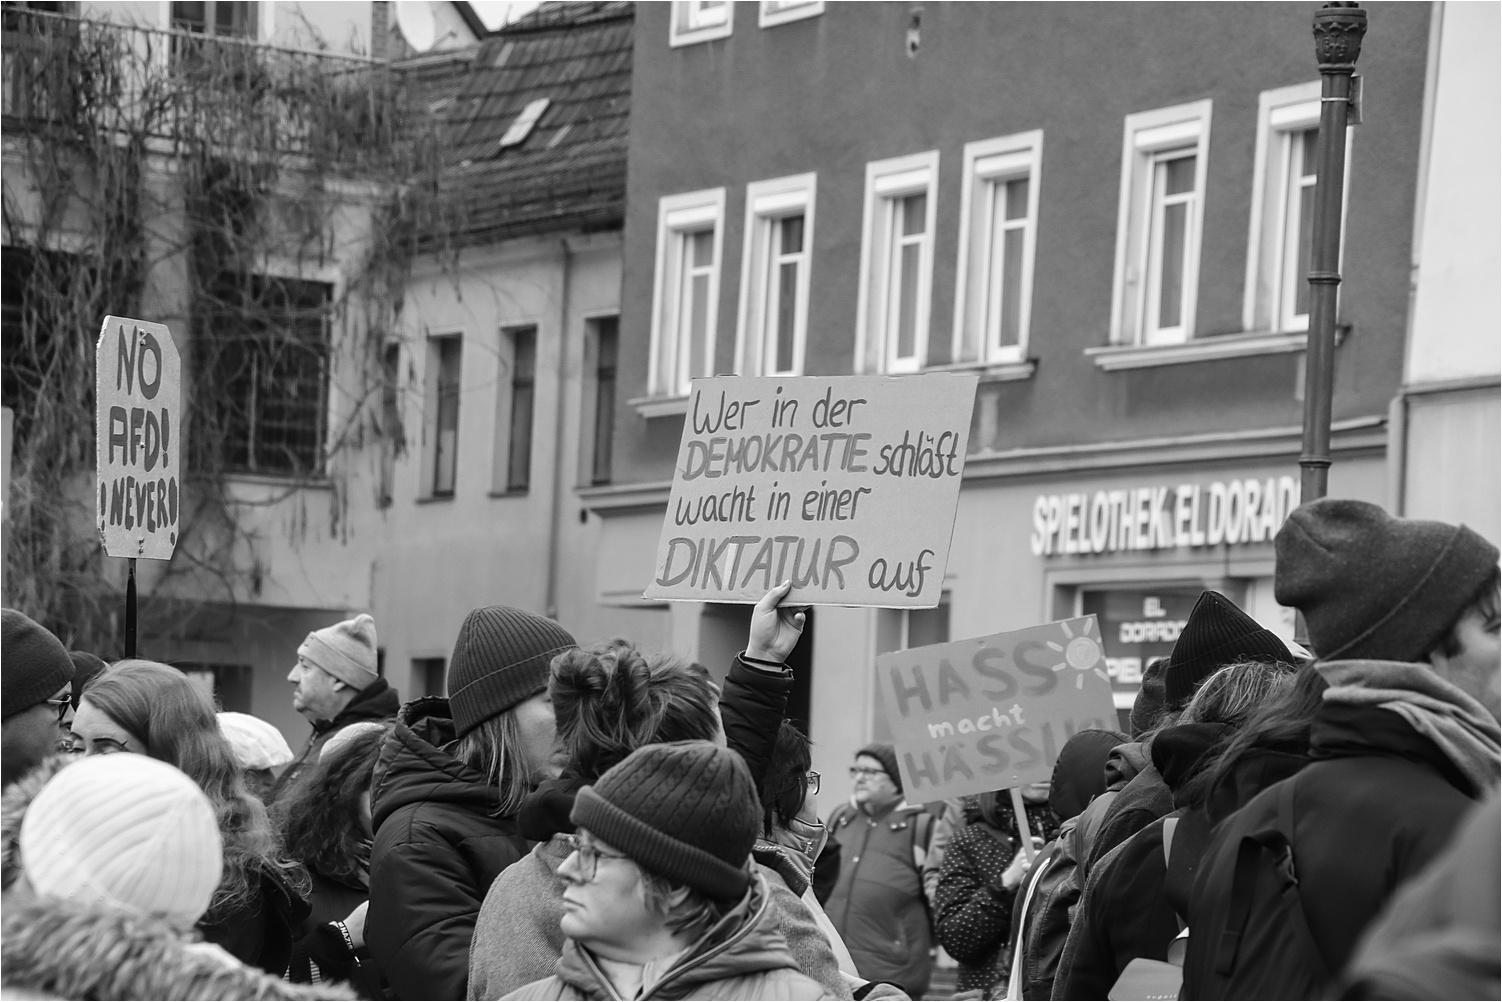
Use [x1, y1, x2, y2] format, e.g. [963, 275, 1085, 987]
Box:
[0, 497, 1496, 1001]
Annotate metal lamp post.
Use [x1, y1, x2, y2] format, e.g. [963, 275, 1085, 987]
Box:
[1300, 2, 1367, 503]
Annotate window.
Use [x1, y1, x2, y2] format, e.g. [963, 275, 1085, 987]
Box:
[735, 174, 815, 376]
[649, 188, 725, 398]
[505, 326, 536, 493]
[170, 1, 258, 37]
[953, 132, 1042, 365]
[855, 152, 938, 374]
[423, 333, 462, 498]
[1110, 101, 1212, 346]
[413, 657, 446, 697]
[1, 245, 90, 444]
[589, 316, 619, 486]
[1245, 82, 1347, 333]
[377, 342, 403, 508]
[205, 274, 330, 476]
[670, 0, 732, 46]
[759, 0, 823, 27]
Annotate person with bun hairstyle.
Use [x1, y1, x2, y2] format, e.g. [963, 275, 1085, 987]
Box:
[66, 659, 310, 975]
[502, 741, 833, 1001]
[468, 582, 852, 1000]
[366, 605, 577, 1000]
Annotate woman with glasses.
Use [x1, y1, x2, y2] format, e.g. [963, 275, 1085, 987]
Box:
[64, 659, 310, 976]
[502, 741, 831, 1001]
[469, 583, 851, 1001]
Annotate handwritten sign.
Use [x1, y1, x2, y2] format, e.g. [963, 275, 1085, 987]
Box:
[96, 316, 181, 561]
[875, 616, 1118, 802]
[643, 373, 979, 607]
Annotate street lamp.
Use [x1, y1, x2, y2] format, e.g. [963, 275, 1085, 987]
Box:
[1300, 2, 1367, 503]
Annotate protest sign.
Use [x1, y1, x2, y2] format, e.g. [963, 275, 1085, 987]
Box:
[874, 616, 1117, 803]
[643, 373, 979, 607]
[96, 316, 181, 561]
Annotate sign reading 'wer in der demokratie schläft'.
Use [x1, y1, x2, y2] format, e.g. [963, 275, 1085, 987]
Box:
[643, 373, 980, 608]
[875, 616, 1118, 802]
[96, 316, 182, 561]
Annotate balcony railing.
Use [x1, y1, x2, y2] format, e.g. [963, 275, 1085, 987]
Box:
[2, 6, 404, 171]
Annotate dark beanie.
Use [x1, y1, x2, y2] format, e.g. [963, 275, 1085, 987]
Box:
[2, 609, 73, 720]
[447, 607, 576, 738]
[1130, 657, 1170, 738]
[1049, 728, 1129, 821]
[570, 740, 759, 900]
[1275, 499, 1499, 663]
[857, 742, 902, 793]
[1164, 591, 1292, 710]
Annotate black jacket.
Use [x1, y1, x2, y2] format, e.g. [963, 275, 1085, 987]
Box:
[366, 697, 527, 1001]
[1182, 700, 1483, 998]
[197, 862, 310, 977]
[272, 678, 400, 800]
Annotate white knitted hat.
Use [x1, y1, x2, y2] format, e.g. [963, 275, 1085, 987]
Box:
[19, 755, 223, 931]
[217, 711, 294, 770]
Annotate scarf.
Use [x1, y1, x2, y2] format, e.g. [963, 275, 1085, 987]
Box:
[1319, 659, 1501, 796]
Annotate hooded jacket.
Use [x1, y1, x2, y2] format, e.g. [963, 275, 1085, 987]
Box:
[502, 874, 833, 1001]
[1, 894, 352, 1001]
[271, 678, 399, 801]
[1053, 723, 1232, 1000]
[366, 697, 528, 1001]
[1182, 661, 1499, 999]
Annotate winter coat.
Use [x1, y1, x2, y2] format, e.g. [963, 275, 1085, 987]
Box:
[366, 697, 528, 1001]
[0, 754, 69, 891]
[1182, 661, 1497, 998]
[1052, 723, 1231, 1000]
[1082, 755, 1172, 877]
[825, 801, 935, 997]
[271, 678, 400, 801]
[1338, 790, 1501, 1000]
[0, 893, 352, 1001]
[197, 859, 310, 976]
[719, 653, 795, 788]
[502, 873, 833, 1001]
[286, 869, 379, 993]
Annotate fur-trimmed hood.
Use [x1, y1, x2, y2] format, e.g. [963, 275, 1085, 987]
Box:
[0, 893, 351, 1000]
[1, 755, 73, 891]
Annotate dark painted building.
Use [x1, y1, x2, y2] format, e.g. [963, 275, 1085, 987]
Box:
[581, 1, 1432, 766]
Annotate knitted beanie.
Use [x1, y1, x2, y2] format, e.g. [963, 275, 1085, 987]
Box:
[447, 606, 577, 738]
[2, 609, 73, 721]
[297, 614, 379, 691]
[1275, 499, 1500, 663]
[20, 755, 222, 931]
[570, 740, 760, 900]
[1129, 657, 1170, 737]
[217, 712, 294, 771]
[856, 742, 902, 793]
[1164, 591, 1293, 709]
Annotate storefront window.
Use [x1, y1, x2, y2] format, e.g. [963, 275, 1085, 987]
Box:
[1081, 586, 1202, 731]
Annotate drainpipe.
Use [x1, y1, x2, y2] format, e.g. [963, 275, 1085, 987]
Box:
[544, 238, 573, 621]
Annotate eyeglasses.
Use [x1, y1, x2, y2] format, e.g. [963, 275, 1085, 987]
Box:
[561, 832, 631, 882]
[849, 766, 887, 779]
[44, 696, 71, 725]
[806, 770, 821, 795]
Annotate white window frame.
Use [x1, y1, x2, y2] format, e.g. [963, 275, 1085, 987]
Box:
[648, 188, 726, 399]
[759, 0, 824, 28]
[1109, 100, 1212, 347]
[734, 174, 816, 377]
[670, 0, 733, 47]
[952, 131, 1043, 366]
[855, 151, 939, 375]
[1243, 82, 1352, 334]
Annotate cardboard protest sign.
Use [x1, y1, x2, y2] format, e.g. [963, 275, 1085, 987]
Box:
[96, 316, 182, 561]
[875, 616, 1117, 802]
[644, 373, 979, 607]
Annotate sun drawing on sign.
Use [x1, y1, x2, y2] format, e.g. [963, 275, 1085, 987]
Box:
[1047, 621, 1109, 690]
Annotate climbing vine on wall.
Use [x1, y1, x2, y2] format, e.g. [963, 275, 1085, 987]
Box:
[1, 8, 455, 655]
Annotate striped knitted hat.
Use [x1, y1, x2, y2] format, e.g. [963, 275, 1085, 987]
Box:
[19, 755, 222, 931]
[448, 606, 577, 737]
[571, 741, 760, 901]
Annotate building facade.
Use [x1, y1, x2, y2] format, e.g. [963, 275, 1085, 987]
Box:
[590, 1, 1434, 777]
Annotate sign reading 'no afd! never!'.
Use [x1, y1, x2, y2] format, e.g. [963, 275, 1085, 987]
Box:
[643, 373, 979, 608]
[96, 316, 182, 561]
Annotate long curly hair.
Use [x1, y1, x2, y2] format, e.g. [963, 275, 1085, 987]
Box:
[81, 660, 307, 917]
[549, 640, 719, 784]
[273, 725, 386, 886]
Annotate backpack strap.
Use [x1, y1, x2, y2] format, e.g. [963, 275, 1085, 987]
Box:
[1161, 816, 1179, 869]
[1214, 776, 1332, 985]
